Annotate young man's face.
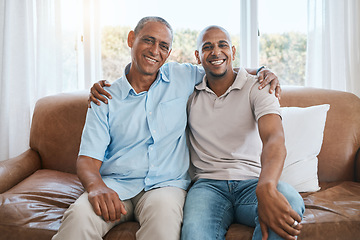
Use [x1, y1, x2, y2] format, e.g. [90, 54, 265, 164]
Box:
[195, 28, 235, 78]
[128, 21, 172, 77]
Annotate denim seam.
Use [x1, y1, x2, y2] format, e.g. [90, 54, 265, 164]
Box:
[215, 204, 232, 240]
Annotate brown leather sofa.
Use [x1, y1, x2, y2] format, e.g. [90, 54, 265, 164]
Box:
[0, 86, 359, 240]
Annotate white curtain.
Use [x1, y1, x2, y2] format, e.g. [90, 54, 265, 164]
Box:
[0, 0, 35, 161]
[0, 0, 101, 161]
[306, 0, 360, 97]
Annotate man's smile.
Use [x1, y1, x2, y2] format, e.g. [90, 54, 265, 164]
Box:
[145, 56, 158, 64]
[209, 59, 225, 66]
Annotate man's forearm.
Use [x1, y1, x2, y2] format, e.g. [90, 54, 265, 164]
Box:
[245, 68, 257, 76]
[257, 114, 286, 187]
[77, 155, 105, 192]
[77, 155, 126, 222]
[258, 136, 286, 187]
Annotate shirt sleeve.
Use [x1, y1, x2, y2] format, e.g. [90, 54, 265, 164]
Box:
[192, 65, 205, 85]
[249, 80, 281, 121]
[78, 101, 111, 161]
[163, 62, 205, 87]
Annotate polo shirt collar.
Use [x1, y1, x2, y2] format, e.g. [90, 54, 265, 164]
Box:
[231, 68, 248, 90]
[118, 63, 169, 100]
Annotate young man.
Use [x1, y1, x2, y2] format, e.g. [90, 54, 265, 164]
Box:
[181, 26, 304, 240]
[69, 17, 279, 240]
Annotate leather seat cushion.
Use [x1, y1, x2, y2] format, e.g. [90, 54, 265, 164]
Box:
[0, 169, 84, 239]
[1, 171, 359, 240]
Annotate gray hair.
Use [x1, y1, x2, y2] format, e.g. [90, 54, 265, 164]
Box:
[196, 25, 232, 51]
[134, 16, 173, 41]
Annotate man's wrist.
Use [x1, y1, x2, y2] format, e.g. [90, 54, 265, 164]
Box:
[256, 66, 267, 75]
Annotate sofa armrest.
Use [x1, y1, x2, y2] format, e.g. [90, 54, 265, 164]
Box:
[0, 149, 41, 193]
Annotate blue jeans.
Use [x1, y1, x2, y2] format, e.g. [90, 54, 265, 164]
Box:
[181, 179, 305, 240]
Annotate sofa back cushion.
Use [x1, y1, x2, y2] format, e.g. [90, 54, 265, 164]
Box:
[30, 91, 88, 174]
[29, 87, 360, 181]
[280, 86, 360, 182]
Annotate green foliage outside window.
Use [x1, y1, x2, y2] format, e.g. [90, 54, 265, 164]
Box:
[259, 32, 307, 86]
[101, 26, 132, 82]
[101, 26, 306, 86]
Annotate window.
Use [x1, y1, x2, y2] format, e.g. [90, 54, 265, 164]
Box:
[258, 0, 307, 86]
[100, 0, 308, 85]
[60, 0, 84, 90]
[100, 0, 241, 82]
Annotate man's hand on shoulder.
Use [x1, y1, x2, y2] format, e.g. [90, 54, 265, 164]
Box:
[88, 185, 127, 222]
[88, 80, 112, 108]
[256, 182, 302, 240]
[245, 67, 281, 99]
[257, 67, 281, 99]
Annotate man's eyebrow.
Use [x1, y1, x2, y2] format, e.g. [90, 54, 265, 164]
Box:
[143, 35, 170, 46]
[202, 42, 212, 47]
[142, 35, 155, 40]
[218, 40, 230, 44]
[160, 40, 170, 46]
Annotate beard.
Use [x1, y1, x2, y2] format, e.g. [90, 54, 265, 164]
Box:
[209, 69, 228, 78]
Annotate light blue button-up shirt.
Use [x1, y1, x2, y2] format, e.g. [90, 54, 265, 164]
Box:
[79, 62, 204, 200]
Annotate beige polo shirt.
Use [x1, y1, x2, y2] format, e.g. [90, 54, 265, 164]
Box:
[187, 68, 281, 181]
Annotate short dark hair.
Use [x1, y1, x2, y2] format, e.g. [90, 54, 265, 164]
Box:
[134, 16, 173, 41]
[196, 25, 232, 51]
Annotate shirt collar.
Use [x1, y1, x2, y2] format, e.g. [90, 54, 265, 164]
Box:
[118, 63, 170, 100]
[195, 67, 250, 93]
[116, 64, 134, 100]
[159, 66, 170, 83]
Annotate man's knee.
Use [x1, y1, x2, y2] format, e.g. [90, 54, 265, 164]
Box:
[52, 193, 111, 240]
[141, 187, 186, 216]
[181, 221, 207, 240]
[64, 194, 96, 220]
[135, 188, 186, 240]
[277, 181, 305, 216]
[182, 210, 208, 232]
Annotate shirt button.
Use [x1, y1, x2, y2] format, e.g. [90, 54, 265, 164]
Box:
[149, 147, 153, 151]
[153, 130, 156, 133]
[149, 111, 152, 115]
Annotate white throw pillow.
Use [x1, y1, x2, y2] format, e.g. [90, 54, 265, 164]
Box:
[279, 104, 330, 192]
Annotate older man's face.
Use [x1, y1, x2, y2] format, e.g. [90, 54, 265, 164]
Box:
[128, 21, 172, 78]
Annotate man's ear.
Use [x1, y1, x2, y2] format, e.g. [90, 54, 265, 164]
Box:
[195, 50, 201, 64]
[128, 31, 135, 48]
[232, 46, 236, 61]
